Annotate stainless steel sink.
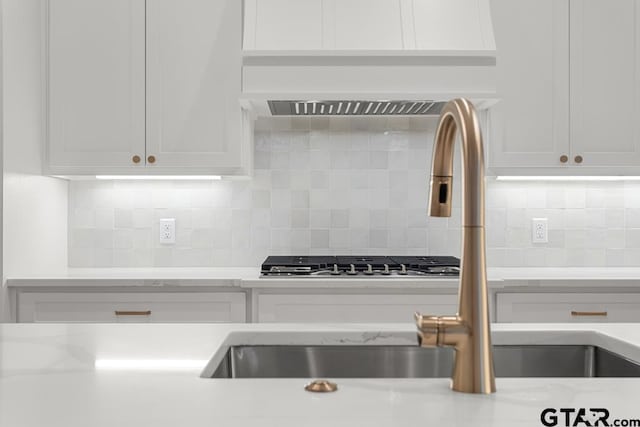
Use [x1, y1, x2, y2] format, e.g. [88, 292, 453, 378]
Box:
[210, 345, 640, 378]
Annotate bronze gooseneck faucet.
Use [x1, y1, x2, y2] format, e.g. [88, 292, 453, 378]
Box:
[415, 98, 496, 394]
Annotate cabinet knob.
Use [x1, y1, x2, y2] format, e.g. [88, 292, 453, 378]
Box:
[132, 155, 141, 164]
[147, 155, 156, 164]
[560, 155, 568, 163]
[574, 155, 583, 164]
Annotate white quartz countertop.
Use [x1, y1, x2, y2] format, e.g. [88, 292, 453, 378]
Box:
[2, 322, 640, 426]
[6, 267, 640, 289]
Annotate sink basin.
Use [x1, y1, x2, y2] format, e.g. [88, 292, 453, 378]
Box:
[210, 345, 640, 378]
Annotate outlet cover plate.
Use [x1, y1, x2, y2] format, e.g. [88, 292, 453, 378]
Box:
[159, 218, 176, 244]
[532, 218, 548, 243]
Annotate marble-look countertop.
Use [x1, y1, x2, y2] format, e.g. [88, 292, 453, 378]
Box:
[1, 322, 640, 426]
[6, 267, 640, 289]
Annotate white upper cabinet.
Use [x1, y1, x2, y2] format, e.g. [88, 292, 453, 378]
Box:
[489, 0, 640, 174]
[46, 0, 250, 176]
[487, 0, 569, 171]
[146, 0, 244, 172]
[47, 0, 146, 171]
[569, 0, 640, 167]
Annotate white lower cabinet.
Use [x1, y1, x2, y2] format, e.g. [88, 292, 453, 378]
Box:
[18, 292, 246, 323]
[255, 293, 458, 323]
[496, 293, 640, 323]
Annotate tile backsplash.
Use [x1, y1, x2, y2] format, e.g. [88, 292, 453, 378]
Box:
[68, 118, 640, 268]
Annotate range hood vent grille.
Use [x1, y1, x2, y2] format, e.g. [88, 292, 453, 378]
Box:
[268, 100, 445, 116]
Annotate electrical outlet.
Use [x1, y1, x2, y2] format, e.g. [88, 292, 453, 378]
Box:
[532, 218, 548, 243]
[159, 218, 176, 244]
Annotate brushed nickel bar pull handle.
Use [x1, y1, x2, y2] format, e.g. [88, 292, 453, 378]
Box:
[571, 310, 607, 317]
[115, 310, 152, 316]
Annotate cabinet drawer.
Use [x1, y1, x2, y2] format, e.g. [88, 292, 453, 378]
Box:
[256, 293, 458, 323]
[497, 293, 640, 323]
[18, 292, 246, 323]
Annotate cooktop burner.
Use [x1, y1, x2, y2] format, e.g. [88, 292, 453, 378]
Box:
[261, 255, 460, 277]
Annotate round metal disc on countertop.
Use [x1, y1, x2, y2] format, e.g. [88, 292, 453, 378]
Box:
[304, 379, 338, 393]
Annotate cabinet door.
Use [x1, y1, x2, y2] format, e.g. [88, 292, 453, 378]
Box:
[488, 0, 570, 169]
[496, 293, 640, 323]
[47, 0, 146, 171]
[570, 0, 640, 167]
[146, 0, 243, 171]
[256, 293, 458, 323]
[18, 292, 246, 323]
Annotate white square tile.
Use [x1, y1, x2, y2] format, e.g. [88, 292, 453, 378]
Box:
[114, 230, 133, 249]
[606, 208, 625, 228]
[330, 209, 350, 228]
[291, 209, 310, 228]
[545, 188, 565, 209]
[95, 209, 114, 229]
[625, 229, 640, 248]
[350, 171, 369, 189]
[586, 186, 606, 208]
[369, 151, 389, 169]
[291, 230, 310, 248]
[565, 185, 587, 209]
[310, 229, 330, 248]
[369, 229, 388, 248]
[289, 170, 311, 190]
[251, 190, 270, 209]
[625, 209, 640, 228]
[329, 229, 350, 249]
[72, 209, 95, 228]
[349, 151, 370, 169]
[526, 187, 547, 208]
[330, 151, 351, 169]
[270, 171, 291, 189]
[270, 209, 291, 228]
[251, 227, 271, 249]
[388, 228, 407, 248]
[309, 209, 331, 228]
[407, 228, 428, 249]
[132, 229, 152, 249]
[310, 171, 329, 189]
[231, 210, 252, 231]
[70, 229, 95, 249]
[271, 152, 290, 169]
[291, 190, 310, 209]
[251, 209, 271, 228]
[114, 209, 133, 229]
[605, 229, 626, 249]
[349, 228, 369, 248]
[310, 190, 331, 209]
[585, 209, 606, 229]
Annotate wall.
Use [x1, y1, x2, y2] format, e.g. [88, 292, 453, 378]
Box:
[2, 0, 68, 300]
[67, 117, 640, 268]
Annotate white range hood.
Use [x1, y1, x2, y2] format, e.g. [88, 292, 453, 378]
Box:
[241, 0, 498, 117]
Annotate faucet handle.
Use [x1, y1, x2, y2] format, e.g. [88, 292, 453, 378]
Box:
[414, 312, 439, 347]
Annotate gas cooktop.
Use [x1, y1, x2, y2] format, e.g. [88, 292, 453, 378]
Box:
[260, 256, 460, 277]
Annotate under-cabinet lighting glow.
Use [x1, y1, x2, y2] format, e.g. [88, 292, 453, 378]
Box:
[95, 359, 208, 371]
[495, 176, 640, 182]
[95, 175, 222, 181]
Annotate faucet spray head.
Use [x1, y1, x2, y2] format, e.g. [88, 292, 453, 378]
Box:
[428, 176, 453, 217]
